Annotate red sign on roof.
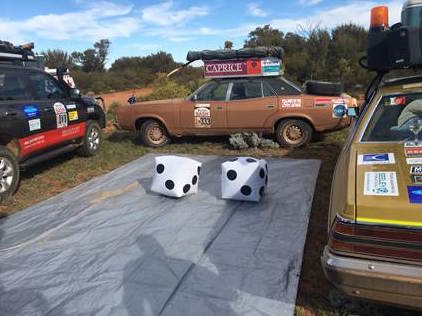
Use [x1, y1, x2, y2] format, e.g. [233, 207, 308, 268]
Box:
[204, 58, 280, 78]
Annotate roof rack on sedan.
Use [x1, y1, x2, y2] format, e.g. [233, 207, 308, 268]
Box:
[0, 40, 35, 63]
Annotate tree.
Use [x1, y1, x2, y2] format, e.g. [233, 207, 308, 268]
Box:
[224, 41, 233, 50]
[244, 25, 284, 48]
[72, 39, 111, 72]
[41, 49, 74, 69]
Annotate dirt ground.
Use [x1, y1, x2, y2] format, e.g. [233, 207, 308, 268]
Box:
[99, 87, 153, 111]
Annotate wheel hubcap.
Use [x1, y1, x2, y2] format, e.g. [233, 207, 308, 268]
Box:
[283, 124, 304, 145]
[148, 126, 165, 144]
[0, 157, 14, 193]
[87, 127, 100, 151]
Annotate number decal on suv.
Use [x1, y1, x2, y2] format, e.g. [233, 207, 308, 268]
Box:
[53, 102, 68, 128]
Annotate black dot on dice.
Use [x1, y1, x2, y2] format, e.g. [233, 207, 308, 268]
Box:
[241, 185, 252, 196]
[246, 158, 257, 163]
[265, 164, 268, 172]
[197, 166, 201, 175]
[156, 164, 165, 174]
[259, 168, 265, 178]
[183, 184, 191, 194]
[165, 180, 175, 190]
[259, 186, 265, 196]
[227, 170, 237, 181]
[192, 175, 198, 185]
[265, 175, 268, 185]
[230, 158, 238, 162]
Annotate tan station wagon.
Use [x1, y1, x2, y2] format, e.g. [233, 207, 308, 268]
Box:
[114, 77, 354, 147]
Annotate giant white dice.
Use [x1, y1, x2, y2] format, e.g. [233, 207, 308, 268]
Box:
[221, 157, 268, 202]
[151, 156, 202, 198]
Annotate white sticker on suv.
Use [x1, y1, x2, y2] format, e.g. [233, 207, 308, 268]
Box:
[28, 118, 41, 131]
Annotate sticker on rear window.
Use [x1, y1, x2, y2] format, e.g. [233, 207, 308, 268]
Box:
[358, 153, 395, 165]
[408, 186, 422, 204]
[364, 172, 399, 196]
[194, 104, 211, 128]
[54, 102, 68, 129]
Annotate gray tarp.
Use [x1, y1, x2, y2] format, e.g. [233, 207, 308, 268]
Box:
[0, 154, 320, 316]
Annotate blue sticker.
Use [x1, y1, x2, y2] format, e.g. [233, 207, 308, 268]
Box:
[333, 104, 347, 117]
[23, 105, 39, 118]
[408, 186, 422, 204]
[363, 154, 390, 162]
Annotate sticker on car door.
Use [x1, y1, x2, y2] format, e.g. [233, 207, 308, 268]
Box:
[28, 118, 41, 131]
[53, 102, 68, 128]
[68, 111, 79, 121]
[194, 104, 211, 128]
[364, 172, 399, 196]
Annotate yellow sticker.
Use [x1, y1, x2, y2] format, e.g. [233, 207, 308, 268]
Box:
[68, 111, 78, 121]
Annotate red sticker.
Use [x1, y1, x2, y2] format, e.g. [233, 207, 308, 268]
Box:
[19, 122, 86, 157]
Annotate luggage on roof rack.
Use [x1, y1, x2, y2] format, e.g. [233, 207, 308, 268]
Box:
[0, 40, 35, 62]
[186, 47, 283, 62]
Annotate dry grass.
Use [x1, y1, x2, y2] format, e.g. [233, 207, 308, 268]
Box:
[0, 127, 418, 315]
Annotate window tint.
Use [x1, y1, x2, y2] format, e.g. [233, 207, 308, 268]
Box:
[0, 70, 32, 101]
[230, 80, 263, 100]
[28, 72, 67, 100]
[362, 93, 422, 142]
[196, 81, 229, 101]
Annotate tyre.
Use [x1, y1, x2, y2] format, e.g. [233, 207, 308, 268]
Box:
[305, 81, 342, 96]
[139, 119, 170, 147]
[0, 146, 20, 200]
[276, 119, 313, 148]
[78, 121, 102, 157]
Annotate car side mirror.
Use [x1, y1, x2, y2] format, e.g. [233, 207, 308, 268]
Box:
[70, 88, 81, 100]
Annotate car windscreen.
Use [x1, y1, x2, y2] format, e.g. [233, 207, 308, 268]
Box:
[362, 93, 422, 142]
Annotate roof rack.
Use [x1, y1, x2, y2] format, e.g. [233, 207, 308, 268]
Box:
[0, 40, 35, 62]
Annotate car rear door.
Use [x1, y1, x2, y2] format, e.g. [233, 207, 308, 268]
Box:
[180, 81, 228, 134]
[226, 79, 277, 129]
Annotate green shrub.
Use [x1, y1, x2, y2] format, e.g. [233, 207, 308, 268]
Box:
[229, 133, 280, 150]
[137, 73, 191, 101]
[108, 101, 119, 115]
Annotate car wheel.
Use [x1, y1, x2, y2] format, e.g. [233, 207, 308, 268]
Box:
[78, 121, 102, 157]
[0, 146, 20, 201]
[276, 119, 313, 147]
[140, 119, 170, 147]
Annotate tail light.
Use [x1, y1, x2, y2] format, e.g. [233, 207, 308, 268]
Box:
[328, 215, 422, 263]
[370, 6, 389, 31]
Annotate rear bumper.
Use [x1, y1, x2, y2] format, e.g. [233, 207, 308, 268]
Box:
[321, 247, 422, 309]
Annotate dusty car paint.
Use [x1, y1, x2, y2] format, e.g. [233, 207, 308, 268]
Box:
[325, 77, 422, 309]
[114, 79, 352, 139]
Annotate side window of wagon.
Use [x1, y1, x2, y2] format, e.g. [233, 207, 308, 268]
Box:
[230, 80, 263, 100]
[196, 81, 229, 101]
[0, 70, 32, 101]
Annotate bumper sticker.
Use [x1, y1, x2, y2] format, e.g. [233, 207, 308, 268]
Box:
[408, 186, 422, 204]
[194, 104, 211, 128]
[358, 153, 395, 165]
[364, 172, 399, 196]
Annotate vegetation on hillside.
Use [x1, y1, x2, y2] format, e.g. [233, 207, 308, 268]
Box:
[41, 23, 373, 95]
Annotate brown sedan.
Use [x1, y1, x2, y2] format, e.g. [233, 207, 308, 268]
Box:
[115, 77, 353, 147]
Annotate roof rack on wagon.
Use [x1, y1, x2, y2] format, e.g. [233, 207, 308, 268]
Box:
[0, 40, 35, 64]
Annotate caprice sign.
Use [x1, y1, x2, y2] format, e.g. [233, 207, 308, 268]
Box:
[204, 57, 282, 78]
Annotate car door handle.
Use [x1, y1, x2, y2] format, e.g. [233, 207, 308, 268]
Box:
[216, 106, 224, 110]
[4, 111, 18, 116]
[265, 105, 275, 109]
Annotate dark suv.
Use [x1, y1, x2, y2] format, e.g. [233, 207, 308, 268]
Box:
[0, 42, 105, 200]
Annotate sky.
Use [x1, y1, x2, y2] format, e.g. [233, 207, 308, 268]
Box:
[0, 0, 404, 66]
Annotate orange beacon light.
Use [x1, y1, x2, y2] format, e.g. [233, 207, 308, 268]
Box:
[370, 6, 389, 30]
